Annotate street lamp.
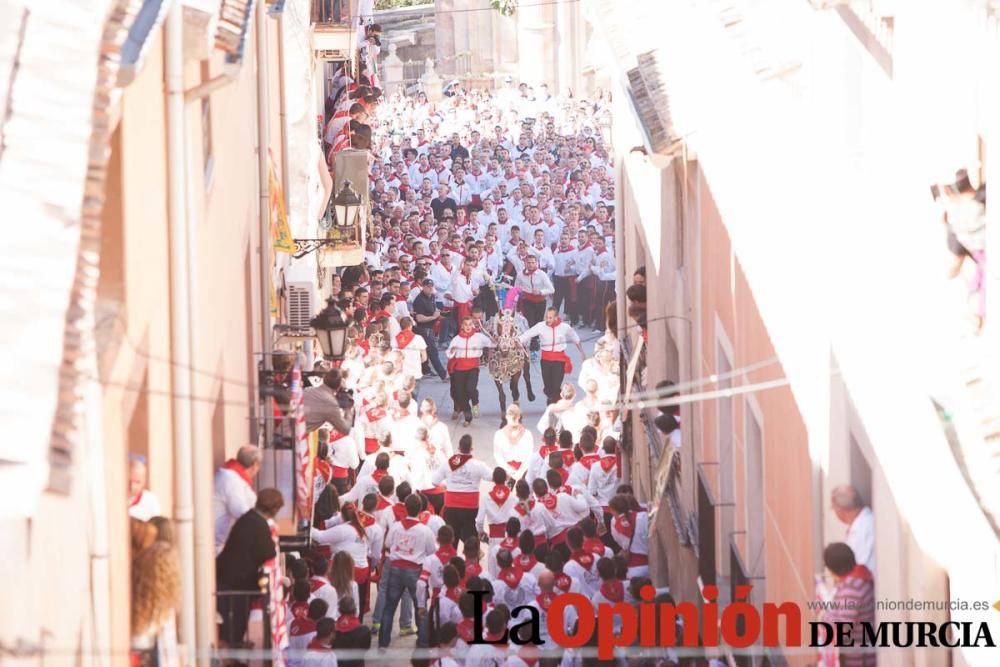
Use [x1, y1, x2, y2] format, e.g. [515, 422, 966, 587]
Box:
[332, 179, 362, 228]
[309, 297, 348, 361]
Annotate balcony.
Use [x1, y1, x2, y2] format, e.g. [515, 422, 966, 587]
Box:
[312, 0, 354, 56]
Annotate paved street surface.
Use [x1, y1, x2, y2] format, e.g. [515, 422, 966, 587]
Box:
[384, 327, 602, 651]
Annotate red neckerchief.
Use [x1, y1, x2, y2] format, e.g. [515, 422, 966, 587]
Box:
[498, 566, 524, 589]
[554, 572, 573, 593]
[335, 614, 361, 633]
[315, 459, 332, 481]
[535, 591, 556, 612]
[599, 455, 617, 473]
[458, 618, 476, 643]
[577, 241, 592, 251]
[514, 498, 535, 516]
[306, 638, 331, 650]
[614, 511, 635, 538]
[222, 459, 254, 489]
[600, 579, 625, 603]
[583, 537, 606, 557]
[309, 576, 329, 593]
[375, 494, 392, 511]
[499, 536, 518, 551]
[366, 407, 386, 422]
[129, 491, 144, 508]
[580, 453, 601, 469]
[560, 450, 576, 467]
[465, 561, 482, 579]
[392, 503, 407, 521]
[540, 493, 558, 511]
[570, 550, 595, 570]
[557, 244, 574, 253]
[358, 511, 376, 528]
[358, 340, 370, 355]
[557, 468, 570, 485]
[489, 484, 511, 506]
[435, 545, 457, 565]
[401, 516, 421, 529]
[372, 468, 389, 483]
[538, 444, 558, 459]
[290, 617, 317, 636]
[419, 164, 431, 173]
[395, 294, 408, 302]
[515, 553, 538, 572]
[848, 565, 873, 582]
[449, 453, 472, 471]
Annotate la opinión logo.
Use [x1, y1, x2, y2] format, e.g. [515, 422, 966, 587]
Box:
[465, 586, 998, 659]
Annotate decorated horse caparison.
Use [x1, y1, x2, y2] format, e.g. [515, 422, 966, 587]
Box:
[483, 308, 535, 425]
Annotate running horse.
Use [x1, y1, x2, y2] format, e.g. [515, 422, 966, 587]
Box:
[483, 309, 536, 424]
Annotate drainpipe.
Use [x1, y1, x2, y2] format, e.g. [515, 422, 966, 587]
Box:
[165, 3, 198, 663]
[257, 0, 274, 449]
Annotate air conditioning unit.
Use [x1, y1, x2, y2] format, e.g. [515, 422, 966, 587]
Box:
[283, 262, 317, 329]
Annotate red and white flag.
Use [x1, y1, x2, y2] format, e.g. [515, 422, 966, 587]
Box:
[290, 360, 313, 523]
[266, 519, 287, 664]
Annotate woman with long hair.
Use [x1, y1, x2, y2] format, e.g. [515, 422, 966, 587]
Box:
[329, 551, 360, 619]
[131, 524, 181, 653]
[311, 502, 371, 617]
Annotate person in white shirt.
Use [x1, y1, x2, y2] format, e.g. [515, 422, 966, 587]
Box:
[377, 494, 437, 649]
[527, 229, 555, 274]
[551, 233, 578, 321]
[300, 618, 338, 667]
[492, 548, 539, 610]
[127, 455, 161, 521]
[513, 254, 554, 353]
[391, 317, 427, 397]
[577, 234, 615, 329]
[532, 476, 591, 555]
[608, 494, 651, 578]
[519, 307, 584, 405]
[475, 467, 517, 545]
[831, 485, 876, 575]
[445, 316, 494, 425]
[492, 405, 535, 478]
[212, 445, 261, 554]
[588, 437, 621, 519]
[431, 434, 493, 545]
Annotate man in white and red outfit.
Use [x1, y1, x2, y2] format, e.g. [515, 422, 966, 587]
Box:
[446, 258, 479, 324]
[391, 316, 427, 398]
[431, 433, 492, 546]
[326, 425, 360, 495]
[445, 316, 493, 425]
[475, 467, 516, 546]
[531, 476, 590, 559]
[566, 432, 601, 490]
[212, 445, 261, 554]
[492, 548, 539, 609]
[551, 232, 579, 322]
[608, 493, 650, 578]
[513, 254, 554, 353]
[301, 618, 337, 667]
[377, 494, 437, 649]
[415, 524, 458, 645]
[519, 307, 584, 405]
[587, 436, 622, 537]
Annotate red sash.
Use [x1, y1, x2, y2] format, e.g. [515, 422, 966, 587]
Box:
[488, 523, 506, 538]
[540, 350, 572, 373]
[396, 330, 416, 348]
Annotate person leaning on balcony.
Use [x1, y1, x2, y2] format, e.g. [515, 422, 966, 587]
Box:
[831, 485, 875, 575]
[216, 488, 285, 647]
[213, 444, 262, 554]
[820, 542, 876, 667]
[304, 369, 354, 435]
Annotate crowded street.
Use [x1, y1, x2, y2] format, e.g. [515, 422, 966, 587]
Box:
[9, 2, 1000, 667]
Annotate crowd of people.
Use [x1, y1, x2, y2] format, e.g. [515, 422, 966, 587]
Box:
[205, 80, 687, 666]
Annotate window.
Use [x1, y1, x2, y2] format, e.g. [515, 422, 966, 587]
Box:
[717, 338, 735, 577]
[201, 60, 214, 188]
[697, 469, 717, 586]
[745, 404, 765, 580]
[730, 544, 751, 667]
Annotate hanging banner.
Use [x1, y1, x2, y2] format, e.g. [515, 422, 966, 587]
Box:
[290, 360, 314, 523]
[266, 519, 287, 666]
[269, 149, 294, 254]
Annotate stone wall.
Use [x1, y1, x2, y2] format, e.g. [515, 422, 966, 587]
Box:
[375, 3, 436, 93]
